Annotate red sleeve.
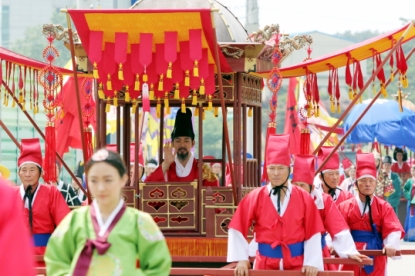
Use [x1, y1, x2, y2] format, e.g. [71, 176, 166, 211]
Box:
[0, 183, 35, 275]
[50, 186, 70, 226]
[145, 166, 166, 182]
[228, 188, 260, 238]
[379, 199, 405, 240]
[322, 194, 349, 237]
[300, 188, 325, 240]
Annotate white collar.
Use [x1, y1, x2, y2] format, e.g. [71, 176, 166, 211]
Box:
[57, 180, 64, 190]
[92, 198, 124, 237]
[266, 181, 292, 216]
[356, 194, 374, 215]
[175, 153, 194, 177]
[311, 187, 325, 209]
[20, 183, 42, 208]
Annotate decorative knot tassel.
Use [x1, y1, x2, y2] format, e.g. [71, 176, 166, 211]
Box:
[93, 62, 99, 79]
[118, 63, 124, 80]
[107, 74, 112, 90]
[164, 92, 169, 113]
[158, 74, 164, 91]
[132, 99, 137, 114]
[381, 83, 388, 98]
[337, 102, 341, 113]
[174, 83, 180, 99]
[22, 101, 26, 111]
[248, 107, 253, 117]
[330, 98, 335, 113]
[34, 103, 38, 114]
[348, 87, 353, 100]
[207, 99, 212, 111]
[181, 98, 186, 113]
[11, 98, 16, 108]
[134, 74, 140, 91]
[125, 86, 131, 102]
[149, 84, 155, 100]
[105, 97, 111, 112]
[194, 107, 199, 116]
[390, 69, 394, 82]
[167, 62, 172, 79]
[156, 98, 161, 118]
[19, 92, 23, 103]
[316, 106, 320, 117]
[403, 75, 408, 88]
[214, 107, 219, 117]
[199, 79, 205, 95]
[372, 83, 376, 94]
[113, 92, 118, 107]
[193, 60, 199, 77]
[192, 91, 197, 105]
[185, 70, 190, 86]
[98, 83, 105, 99]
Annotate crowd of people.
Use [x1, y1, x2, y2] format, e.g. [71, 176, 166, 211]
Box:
[0, 108, 414, 275]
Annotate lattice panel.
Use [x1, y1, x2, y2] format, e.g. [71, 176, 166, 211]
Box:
[139, 182, 197, 230]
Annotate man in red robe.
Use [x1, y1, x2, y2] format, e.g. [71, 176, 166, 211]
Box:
[291, 154, 367, 271]
[317, 146, 353, 206]
[145, 108, 218, 186]
[227, 134, 324, 276]
[14, 138, 70, 256]
[0, 179, 35, 275]
[339, 153, 405, 276]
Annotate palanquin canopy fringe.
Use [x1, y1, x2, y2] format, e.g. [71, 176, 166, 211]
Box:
[68, 9, 232, 114]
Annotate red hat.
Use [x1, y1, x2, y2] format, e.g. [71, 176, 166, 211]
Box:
[292, 154, 315, 185]
[203, 155, 215, 166]
[356, 153, 376, 181]
[106, 143, 144, 167]
[318, 146, 339, 172]
[341, 158, 353, 171]
[266, 134, 291, 167]
[18, 138, 43, 168]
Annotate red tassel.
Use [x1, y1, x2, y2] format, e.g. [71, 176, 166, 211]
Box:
[84, 127, 94, 162]
[356, 61, 364, 90]
[345, 55, 352, 88]
[44, 123, 57, 183]
[300, 129, 311, 154]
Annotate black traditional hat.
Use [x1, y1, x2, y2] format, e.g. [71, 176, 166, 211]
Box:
[393, 147, 408, 162]
[171, 108, 195, 140]
[75, 161, 85, 178]
[382, 155, 392, 164]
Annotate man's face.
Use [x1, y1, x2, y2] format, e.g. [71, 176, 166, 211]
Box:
[357, 177, 376, 196]
[173, 137, 195, 161]
[382, 162, 391, 172]
[267, 164, 290, 187]
[19, 163, 40, 187]
[146, 166, 156, 175]
[292, 181, 311, 193]
[320, 170, 340, 190]
[212, 164, 221, 175]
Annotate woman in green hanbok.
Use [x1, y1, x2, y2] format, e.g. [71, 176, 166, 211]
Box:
[45, 149, 172, 276]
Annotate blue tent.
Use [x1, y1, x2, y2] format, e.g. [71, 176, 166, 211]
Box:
[343, 99, 415, 149]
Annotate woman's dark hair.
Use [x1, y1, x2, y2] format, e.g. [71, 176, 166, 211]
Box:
[85, 149, 126, 177]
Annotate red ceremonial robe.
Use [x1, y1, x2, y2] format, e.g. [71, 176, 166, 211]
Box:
[0, 182, 35, 276]
[15, 184, 70, 255]
[334, 190, 354, 206]
[229, 185, 324, 270]
[338, 196, 404, 276]
[145, 159, 219, 186]
[319, 193, 349, 271]
[391, 162, 410, 174]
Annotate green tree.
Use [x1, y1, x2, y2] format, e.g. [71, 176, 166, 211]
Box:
[11, 9, 72, 68]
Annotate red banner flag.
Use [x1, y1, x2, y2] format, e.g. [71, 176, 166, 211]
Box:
[284, 77, 301, 155]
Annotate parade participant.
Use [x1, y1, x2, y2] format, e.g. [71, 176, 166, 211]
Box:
[14, 138, 70, 255]
[291, 155, 366, 271]
[145, 158, 158, 179]
[145, 108, 218, 186]
[317, 146, 353, 206]
[45, 149, 172, 275]
[382, 156, 402, 215]
[72, 161, 86, 202]
[403, 165, 415, 242]
[0, 179, 35, 275]
[0, 163, 10, 179]
[54, 161, 81, 206]
[391, 147, 411, 174]
[227, 134, 324, 276]
[339, 153, 404, 276]
[340, 159, 357, 196]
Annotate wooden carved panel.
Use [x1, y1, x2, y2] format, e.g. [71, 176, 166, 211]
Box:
[121, 187, 136, 208]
